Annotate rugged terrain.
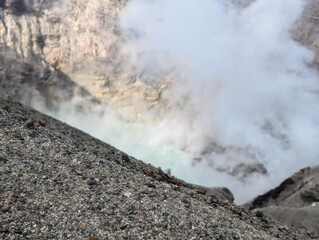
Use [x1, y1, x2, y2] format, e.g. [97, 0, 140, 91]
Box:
[1, 0, 319, 111]
[0, 0, 165, 119]
[1, 0, 319, 238]
[244, 166, 319, 237]
[0, 97, 314, 239]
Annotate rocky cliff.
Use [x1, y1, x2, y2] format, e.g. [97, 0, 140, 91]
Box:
[1, 0, 319, 117]
[0, 0, 165, 120]
[1, 0, 319, 238]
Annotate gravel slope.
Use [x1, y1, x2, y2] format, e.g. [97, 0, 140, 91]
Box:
[0, 97, 314, 239]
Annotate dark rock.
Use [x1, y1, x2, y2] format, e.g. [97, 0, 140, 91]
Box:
[29, 130, 39, 138]
[255, 210, 264, 218]
[118, 223, 127, 230]
[0, 156, 8, 163]
[1, 226, 9, 234]
[206, 187, 234, 203]
[101, 219, 109, 226]
[145, 182, 156, 188]
[87, 179, 97, 186]
[14, 132, 24, 141]
[300, 186, 319, 203]
[36, 35, 45, 49]
[112, 188, 123, 195]
[25, 119, 35, 129]
[181, 197, 190, 205]
[22, 160, 30, 165]
[7, 0, 29, 16]
[0, 1, 6, 9]
[121, 154, 130, 162]
[246, 179, 295, 211]
[244, 166, 319, 209]
[3, 105, 10, 112]
[2, 205, 11, 213]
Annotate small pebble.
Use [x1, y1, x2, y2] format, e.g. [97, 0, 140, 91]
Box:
[25, 119, 35, 129]
[38, 119, 47, 127]
[0, 156, 8, 163]
[87, 179, 97, 186]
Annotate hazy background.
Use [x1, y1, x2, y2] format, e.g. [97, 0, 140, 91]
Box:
[31, 0, 319, 203]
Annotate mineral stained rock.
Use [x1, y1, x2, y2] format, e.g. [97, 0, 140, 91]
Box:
[1, 0, 319, 116]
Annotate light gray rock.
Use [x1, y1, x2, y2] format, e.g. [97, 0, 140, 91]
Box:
[253, 205, 319, 238]
[244, 166, 319, 237]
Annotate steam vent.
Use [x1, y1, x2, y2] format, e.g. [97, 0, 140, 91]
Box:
[1, 0, 319, 239]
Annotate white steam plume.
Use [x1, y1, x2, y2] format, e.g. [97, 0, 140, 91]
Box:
[117, 0, 319, 202]
[30, 0, 319, 204]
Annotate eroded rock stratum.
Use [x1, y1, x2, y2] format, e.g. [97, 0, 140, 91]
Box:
[2, 0, 319, 118]
[0, 0, 168, 119]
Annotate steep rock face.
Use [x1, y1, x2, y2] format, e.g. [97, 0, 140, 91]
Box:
[1, 0, 319, 117]
[0, 0, 125, 66]
[0, 0, 165, 119]
[0, 45, 94, 110]
[0, 1, 83, 106]
[243, 166, 319, 237]
[0, 0, 319, 180]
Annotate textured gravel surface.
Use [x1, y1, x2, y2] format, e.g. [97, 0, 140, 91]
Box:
[0, 98, 314, 239]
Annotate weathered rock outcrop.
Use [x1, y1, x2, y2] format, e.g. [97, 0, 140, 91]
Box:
[0, 0, 165, 119]
[1, 0, 319, 117]
[243, 166, 319, 237]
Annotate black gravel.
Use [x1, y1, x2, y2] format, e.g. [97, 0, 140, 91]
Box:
[0, 98, 314, 239]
